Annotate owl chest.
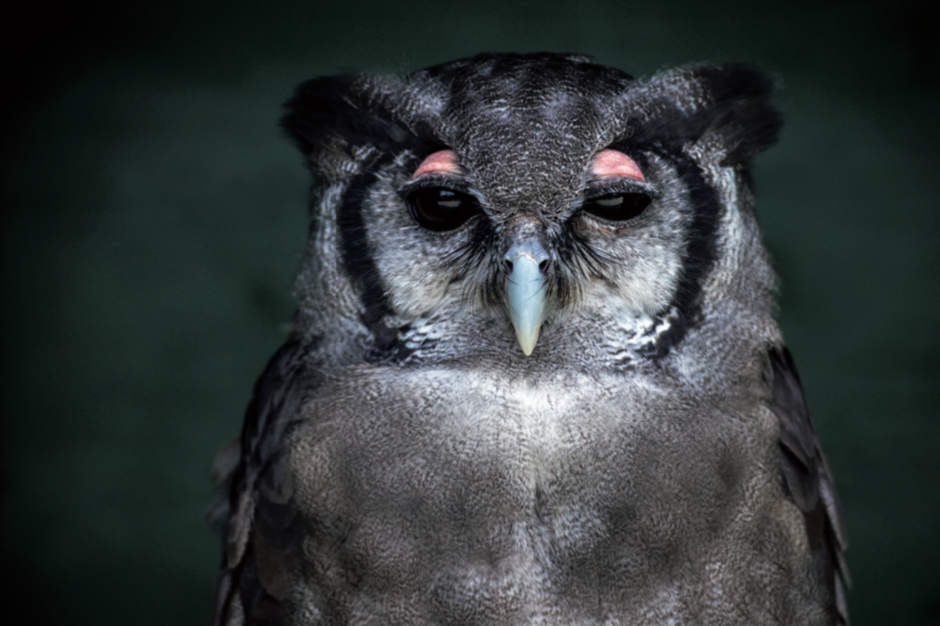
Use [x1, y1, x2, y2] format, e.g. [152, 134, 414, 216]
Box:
[285, 371, 754, 617]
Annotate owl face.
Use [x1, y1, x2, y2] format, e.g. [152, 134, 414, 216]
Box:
[283, 54, 780, 362]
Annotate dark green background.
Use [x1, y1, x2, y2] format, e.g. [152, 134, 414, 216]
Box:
[3, 1, 937, 624]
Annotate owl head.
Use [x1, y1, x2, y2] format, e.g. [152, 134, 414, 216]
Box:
[282, 53, 781, 367]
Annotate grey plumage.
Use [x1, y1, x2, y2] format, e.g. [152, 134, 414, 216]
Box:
[211, 52, 848, 625]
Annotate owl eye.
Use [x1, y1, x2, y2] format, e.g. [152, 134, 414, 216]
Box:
[408, 187, 481, 231]
[582, 192, 651, 222]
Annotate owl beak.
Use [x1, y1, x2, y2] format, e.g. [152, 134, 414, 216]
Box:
[504, 241, 549, 356]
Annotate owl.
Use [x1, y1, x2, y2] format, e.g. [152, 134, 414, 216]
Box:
[211, 53, 848, 625]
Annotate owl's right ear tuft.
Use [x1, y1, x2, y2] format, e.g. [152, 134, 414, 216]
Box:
[281, 75, 422, 161]
[691, 64, 782, 165]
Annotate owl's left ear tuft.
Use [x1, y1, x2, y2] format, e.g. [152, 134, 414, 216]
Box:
[692, 64, 782, 165]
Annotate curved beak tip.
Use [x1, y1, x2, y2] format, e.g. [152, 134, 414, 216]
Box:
[516, 329, 539, 356]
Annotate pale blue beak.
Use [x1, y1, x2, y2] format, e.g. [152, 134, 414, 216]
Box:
[504, 241, 550, 356]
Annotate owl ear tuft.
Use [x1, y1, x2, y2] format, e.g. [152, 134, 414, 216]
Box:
[695, 64, 783, 165]
[690, 64, 782, 165]
[281, 75, 425, 161]
[635, 64, 781, 165]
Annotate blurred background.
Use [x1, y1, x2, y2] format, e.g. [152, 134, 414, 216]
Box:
[2, 1, 937, 624]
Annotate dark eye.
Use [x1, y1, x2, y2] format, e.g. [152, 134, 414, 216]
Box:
[408, 187, 481, 231]
[582, 192, 651, 222]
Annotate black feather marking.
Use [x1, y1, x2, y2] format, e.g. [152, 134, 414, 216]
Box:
[335, 162, 402, 356]
[661, 151, 720, 351]
[215, 334, 311, 626]
[766, 345, 850, 624]
[623, 147, 720, 360]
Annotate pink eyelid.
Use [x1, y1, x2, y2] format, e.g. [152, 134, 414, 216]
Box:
[412, 149, 460, 178]
[411, 148, 642, 181]
[591, 149, 645, 181]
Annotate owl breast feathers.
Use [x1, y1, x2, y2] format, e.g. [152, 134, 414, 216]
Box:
[211, 53, 848, 625]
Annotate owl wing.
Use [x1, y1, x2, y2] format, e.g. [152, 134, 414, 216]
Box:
[212, 335, 309, 626]
[767, 346, 850, 624]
